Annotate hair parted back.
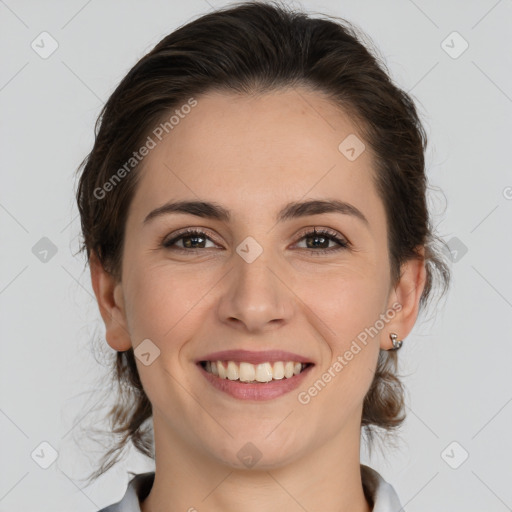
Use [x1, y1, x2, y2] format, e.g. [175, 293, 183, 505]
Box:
[75, 0, 451, 482]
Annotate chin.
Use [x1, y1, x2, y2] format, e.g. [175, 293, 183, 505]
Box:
[202, 430, 307, 471]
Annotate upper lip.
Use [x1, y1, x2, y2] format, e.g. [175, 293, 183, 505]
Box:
[196, 349, 314, 365]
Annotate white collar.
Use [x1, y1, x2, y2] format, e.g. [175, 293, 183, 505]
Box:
[98, 464, 404, 511]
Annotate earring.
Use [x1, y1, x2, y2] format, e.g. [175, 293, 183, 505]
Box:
[389, 332, 403, 350]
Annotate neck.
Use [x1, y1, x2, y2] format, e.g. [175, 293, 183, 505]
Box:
[140, 411, 372, 512]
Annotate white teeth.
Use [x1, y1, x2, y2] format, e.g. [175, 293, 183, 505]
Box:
[204, 360, 308, 382]
[284, 361, 294, 378]
[239, 362, 255, 382]
[255, 362, 273, 382]
[217, 361, 227, 379]
[227, 361, 239, 381]
[272, 361, 285, 380]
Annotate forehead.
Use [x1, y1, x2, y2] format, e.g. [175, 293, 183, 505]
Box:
[127, 87, 385, 233]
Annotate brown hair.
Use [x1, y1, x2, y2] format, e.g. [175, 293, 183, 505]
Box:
[75, 0, 451, 481]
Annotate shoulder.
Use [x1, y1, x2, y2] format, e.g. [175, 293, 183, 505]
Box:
[361, 464, 405, 512]
[96, 472, 155, 512]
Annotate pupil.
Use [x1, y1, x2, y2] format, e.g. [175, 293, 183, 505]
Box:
[184, 235, 204, 248]
[307, 235, 327, 249]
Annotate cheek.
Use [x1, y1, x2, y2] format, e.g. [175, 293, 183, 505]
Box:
[123, 262, 204, 348]
[300, 267, 386, 400]
[123, 265, 206, 413]
[307, 265, 389, 345]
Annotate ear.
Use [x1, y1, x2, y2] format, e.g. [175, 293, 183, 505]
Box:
[382, 246, 427, 350]
[89, 251, 132, 352]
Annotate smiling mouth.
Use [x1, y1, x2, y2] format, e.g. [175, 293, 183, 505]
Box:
[199, 360, 313, 383]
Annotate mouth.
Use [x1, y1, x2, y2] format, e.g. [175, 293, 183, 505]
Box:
[199, 360, 314, 383]
[196, 358, 315, 401]
[194, 349, 315, 400]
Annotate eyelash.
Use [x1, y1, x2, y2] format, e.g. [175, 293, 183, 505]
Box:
[161, 227, 350, 255]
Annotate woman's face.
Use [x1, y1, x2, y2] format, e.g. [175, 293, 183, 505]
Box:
[102, 88, 412, 468]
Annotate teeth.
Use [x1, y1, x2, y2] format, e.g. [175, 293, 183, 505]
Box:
[203, 360, 308, 382]
[255, 363, 273, 382]
[239, 362, 256, 382]
[273, 361, 285, 379]
[227, 361, 239, 380]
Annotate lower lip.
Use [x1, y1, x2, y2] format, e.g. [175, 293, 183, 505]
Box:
[197, 363, 314, 401]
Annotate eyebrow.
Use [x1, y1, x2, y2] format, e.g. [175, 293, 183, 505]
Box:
[143, 198, 369, 227]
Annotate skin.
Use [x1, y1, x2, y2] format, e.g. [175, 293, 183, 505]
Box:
[90, 87, 426, 512]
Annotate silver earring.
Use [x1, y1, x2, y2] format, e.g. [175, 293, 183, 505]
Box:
[389, 332, 403, 350]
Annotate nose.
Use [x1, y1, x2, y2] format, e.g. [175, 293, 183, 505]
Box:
[216, 246, 294, 333]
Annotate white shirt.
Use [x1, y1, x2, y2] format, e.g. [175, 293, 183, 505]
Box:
[97, 464, 405, 511]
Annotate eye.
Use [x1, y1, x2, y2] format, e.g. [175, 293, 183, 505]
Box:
[162, 228, 219, 251]
[294, 227, 350, 255]
[161, 226, 350, 255]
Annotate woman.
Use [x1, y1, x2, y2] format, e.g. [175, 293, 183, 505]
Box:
[76, 1, 450, 510]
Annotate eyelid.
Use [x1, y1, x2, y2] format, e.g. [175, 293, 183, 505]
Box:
[294, 226, 348, 243]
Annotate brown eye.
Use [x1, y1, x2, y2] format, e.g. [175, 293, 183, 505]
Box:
[161, 227, 350, 255]
[163, 229, 217, 250]
[295, 228, 350, 255]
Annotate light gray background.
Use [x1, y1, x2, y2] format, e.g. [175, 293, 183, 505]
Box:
[1, 0, 511, 511]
